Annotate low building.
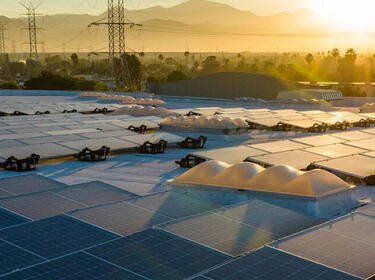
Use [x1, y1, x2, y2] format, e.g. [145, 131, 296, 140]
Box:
[278, 89, 343, 101]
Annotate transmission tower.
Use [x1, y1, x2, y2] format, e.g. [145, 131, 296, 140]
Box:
[21, 1, 42, 60]
[0, 23, 6, 55]
[89, 0, 142, 89]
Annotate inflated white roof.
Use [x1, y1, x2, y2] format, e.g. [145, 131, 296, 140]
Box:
[161, 115, 248, 129]
[173, 161, 353, 198]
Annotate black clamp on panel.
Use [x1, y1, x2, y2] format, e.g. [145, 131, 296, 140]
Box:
[62, 109, 78, 114]
[185, 111, 202, 116]
[128, 125, 147, 134]
[177, 136, 207, 149]
[35, 111, 50, 115]
[92, 108, 110, 114]
[11, 111, 28, 116]
[175, 155, 206, 168]
[136, 140, 168, 154]
[75, 146, 111, 162]
[0, 154, 40, 172]
[308, 123, 328, 133]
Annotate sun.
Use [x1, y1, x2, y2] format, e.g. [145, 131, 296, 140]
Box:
[312, 0, 375, 32]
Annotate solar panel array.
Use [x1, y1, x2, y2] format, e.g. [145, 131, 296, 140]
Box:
[189, 107, 375, 131]
[0, 178, 139, 220]
[271, 213, 375, 279]
[0, 174, 233, 279]
[0, 112, 186, 160]
[160, 200, 322, 256]
[242, 128, 375, 182]
[199, 246, 362, 280]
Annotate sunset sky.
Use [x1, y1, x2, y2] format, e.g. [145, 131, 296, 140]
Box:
[2, 0, 375, 32]
[0, 0, 312, 18]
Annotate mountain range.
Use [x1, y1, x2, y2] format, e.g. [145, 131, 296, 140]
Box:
[0, 0, 369, 53]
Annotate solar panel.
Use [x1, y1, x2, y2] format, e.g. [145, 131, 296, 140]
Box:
[0, 207, 29, 230]
[0, 191, 86, 219]
[0, 175, 66, 198]
[9, 126, 68, 134]
[46, 128, 99, 136]
[70, 200, 171, 236]
[128, 191, 220, 219]
[59, 138, 136, 151]
[203, 246, 361, 280]
[292, 135, 343, 147]
[313, 155, 375, 179]
[0, 132, 46, 141]
[52, 181, 137, 206]
[272, 213, 375, 279]
[248, 150, 328, 170]
[78, 130, 138, 139]
[250, 140, 309, 153]
[161, 211, 278, 256]
[191, 146, 265, 164]
[305, 144, 367, 159]
[0, 252, 145, 280]
[87, 229, 231, 280]
[331, 130, 373, 141]
[18, 134, 87, 145]
[0, 239, 44, 276]
[0, 215, 119, 259]
[0, 143, 77, 159]
[0, 140, 25, 149]
[346, 138, 375, 151]
[161, 200, 321, 256]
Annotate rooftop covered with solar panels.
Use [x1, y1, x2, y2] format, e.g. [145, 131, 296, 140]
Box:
[0, 89, 375, 279]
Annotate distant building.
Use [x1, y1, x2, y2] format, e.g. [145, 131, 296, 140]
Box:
[148, 72, 307, 100]
[277, 89, 343, 101]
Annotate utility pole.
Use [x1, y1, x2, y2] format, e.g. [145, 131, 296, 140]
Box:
[21, 1, 42, 61]
[89, 0, 142, 90]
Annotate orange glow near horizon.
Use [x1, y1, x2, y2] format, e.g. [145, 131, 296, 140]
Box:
[312, 0, 375, 32]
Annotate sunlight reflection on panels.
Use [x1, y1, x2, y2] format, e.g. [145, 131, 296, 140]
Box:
[160, 200, 321, 257]
[70, 200, 171, 236]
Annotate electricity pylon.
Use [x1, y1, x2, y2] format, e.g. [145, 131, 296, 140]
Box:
[21, 1, 42, 60]
[89, 0, 142, 89]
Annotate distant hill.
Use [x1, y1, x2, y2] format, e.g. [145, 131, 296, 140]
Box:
[0, 0, 359, 53]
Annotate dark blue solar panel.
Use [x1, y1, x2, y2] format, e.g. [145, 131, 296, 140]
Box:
[87, 229, 231, 280]
[0, 215, 119, 259]
[204, 247, 362, 280]
[0, 207, 29, 230]
[0, 252, 145, 280]
[0, 240, 44, 276]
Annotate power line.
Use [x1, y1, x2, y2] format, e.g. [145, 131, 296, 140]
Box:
[141, 25, 375, 38]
